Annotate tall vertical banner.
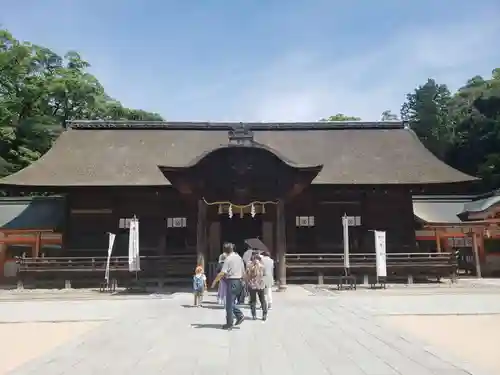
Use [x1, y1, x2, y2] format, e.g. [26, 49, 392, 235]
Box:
[128, 217, 141, 272]
[342, 214, 350, 269]
[374, 230, 387, 278]
[105, 233, 116, 283]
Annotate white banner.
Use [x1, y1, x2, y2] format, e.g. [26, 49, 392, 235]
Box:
[342, 214, 350, 269]
[128, 217, 140, 272]
[374, 230, 387, 278]
[105, 233, 116, 282]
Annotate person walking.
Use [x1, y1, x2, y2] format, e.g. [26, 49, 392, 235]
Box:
[216, 253, 228, 305]
[246, 253, 268, 321]
[192, 265, 207, 307]
[261, 251, 275, 309]
[211, 242, 246, 330]
[240, 245, 255, 304]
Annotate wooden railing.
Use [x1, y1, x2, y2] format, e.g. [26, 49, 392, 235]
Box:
[284, 252, 457, 282]
[15, 252, 458, 288]
[16, 254, 197, 287]
[285, 252, 456, 268]
[18, 254, 196, 270]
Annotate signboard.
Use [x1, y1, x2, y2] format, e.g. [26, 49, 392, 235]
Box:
[345, 216, 361, 227]
[374, 230, 387, 278]
[342, 214, 350, 268]
[105, 233, 116, 283]
[167, 217, 187, 228]
[296, 216, 315, 227]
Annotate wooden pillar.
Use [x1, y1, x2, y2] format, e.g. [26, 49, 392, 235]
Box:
[262, 221, 274, 256]
[208, 221, 221, 281]
[478, 230, 486, 263]
[471, 232, 482, 278]
[196, 200, 207, 269]
[276, 200, 287, 290]
[435, 230, 442, 252]
[32, 232, 42, 258]
[208, 221, 221, 261]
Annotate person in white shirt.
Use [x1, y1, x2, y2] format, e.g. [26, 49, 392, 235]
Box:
[261, 251, 275, 309]
[242, 247, 255, 265]
[211, 243, 246, 329]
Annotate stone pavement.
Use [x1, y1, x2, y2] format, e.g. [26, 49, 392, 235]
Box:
[3, 285, 497, 375]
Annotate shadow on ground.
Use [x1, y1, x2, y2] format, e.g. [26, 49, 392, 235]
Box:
[111, 286, 192, 296]
[191, 323, 240, 330]
[181, 304, 225, 310]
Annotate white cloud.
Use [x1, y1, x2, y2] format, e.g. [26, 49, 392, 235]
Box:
[1, 3, 499, 122]
[228, 13, 500, 122]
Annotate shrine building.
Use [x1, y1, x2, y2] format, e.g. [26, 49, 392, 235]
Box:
[0, 121, 478, 286]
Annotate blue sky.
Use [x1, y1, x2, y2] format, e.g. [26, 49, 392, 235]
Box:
[1, 1, 499, 121]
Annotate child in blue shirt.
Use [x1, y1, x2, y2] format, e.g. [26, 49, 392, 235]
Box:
[193, 265, 207, 307]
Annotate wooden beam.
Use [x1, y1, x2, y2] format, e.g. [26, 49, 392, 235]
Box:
[0, 237, 62, 245]
[0, 229, 54, 235]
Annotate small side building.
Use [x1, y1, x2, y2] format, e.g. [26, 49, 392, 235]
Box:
[414, 192, 500, 276]
[0, 196, 64, 279]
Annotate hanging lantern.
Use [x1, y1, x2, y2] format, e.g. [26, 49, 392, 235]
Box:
[239, 207, 244, 218]
[251, 203, 256, 218]
[261, 203, 266, 214]
[228, 204, 233, 218]
[218, 204, 223, 215]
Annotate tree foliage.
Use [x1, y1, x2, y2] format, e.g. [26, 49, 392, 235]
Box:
[323, 70, 500, 191]
[320, 113, 361, 121]
[0, 29, 163, 177]
[380, 110, 399, 121]
[400, 69, 500, 190]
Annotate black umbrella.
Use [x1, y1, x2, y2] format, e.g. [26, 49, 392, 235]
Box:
[244, 238, 268, 253]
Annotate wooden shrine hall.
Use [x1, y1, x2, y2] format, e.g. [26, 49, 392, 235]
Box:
[0, 121, 478, 288]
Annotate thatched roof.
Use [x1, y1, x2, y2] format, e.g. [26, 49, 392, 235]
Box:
[0, 121, 477, 187]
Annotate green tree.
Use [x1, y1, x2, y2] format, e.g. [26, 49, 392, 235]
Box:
[400, 79, 453, 160]
[0, 28, 163, 178]
[402, 69, 500, 190]
[320, 113, 361, 121]
[447, 69, 500, 189]
[380, 110, 399, 121]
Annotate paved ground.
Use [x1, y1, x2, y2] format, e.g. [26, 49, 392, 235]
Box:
[2, 281, 500, 375]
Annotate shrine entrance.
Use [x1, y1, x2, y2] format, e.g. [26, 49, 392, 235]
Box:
[220, 214, 263, 255]
[158, 124, 323, 286]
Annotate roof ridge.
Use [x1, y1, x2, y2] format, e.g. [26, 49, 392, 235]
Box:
[66, 120, 405, 131]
